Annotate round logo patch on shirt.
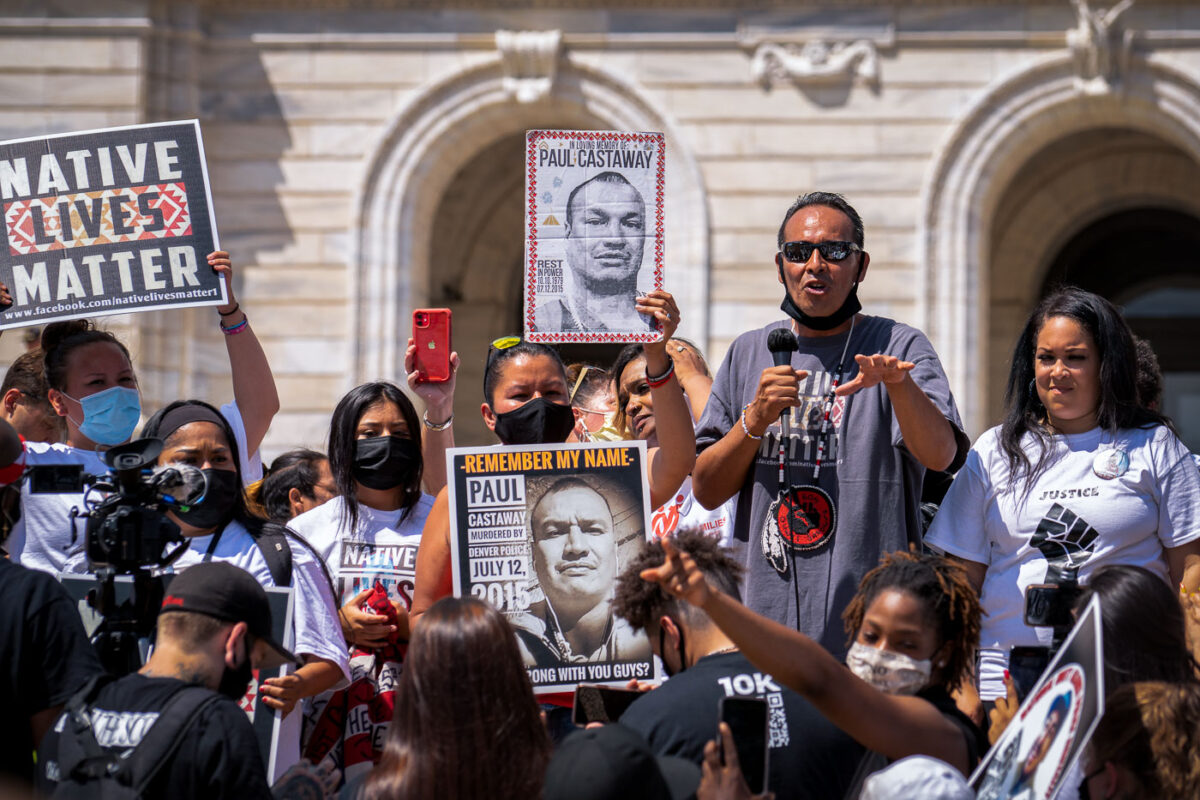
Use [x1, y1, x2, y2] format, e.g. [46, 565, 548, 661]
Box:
[762, 485, 837, 575]
[1091, 448, 1129, 480]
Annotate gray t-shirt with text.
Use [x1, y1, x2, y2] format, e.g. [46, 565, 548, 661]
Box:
[696, 316, 965, 656]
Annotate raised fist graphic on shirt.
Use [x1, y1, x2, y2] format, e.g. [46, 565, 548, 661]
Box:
[1030, 502, 1099, 578]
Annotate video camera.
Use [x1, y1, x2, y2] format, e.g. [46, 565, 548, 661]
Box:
[1008, 568, 1081, 700]
[33, 438, 209, 674]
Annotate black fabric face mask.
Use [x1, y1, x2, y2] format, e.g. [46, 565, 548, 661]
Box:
[779, 281, 862, 332]
[492, 397, 576, 446]
[352, 435, 420, 491]
[217, 648, 254, 701]
[175, 468, 240, 531]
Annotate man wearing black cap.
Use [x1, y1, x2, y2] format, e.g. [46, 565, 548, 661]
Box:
[36, 562, 327, 799]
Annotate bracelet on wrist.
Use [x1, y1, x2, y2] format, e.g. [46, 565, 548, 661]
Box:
[645, 358, 676, 389]
[217, 302, 240, 318]
[423, 411, 453, 431]
[220, 314, 249, 336]
[740, 404, 763, 441]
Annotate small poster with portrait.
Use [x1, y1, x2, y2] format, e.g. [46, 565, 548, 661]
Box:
[523, 129, 665, 344]
[972, 596, 1104, 800]
[446, 440, 659, 694]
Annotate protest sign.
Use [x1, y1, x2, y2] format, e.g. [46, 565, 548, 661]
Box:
[447, 440, 659, 693]
[523, 129, 665, 344]
[972, 596, 1104, 800]
[0, 119, 224, 329]
[60, 575, 294, 781]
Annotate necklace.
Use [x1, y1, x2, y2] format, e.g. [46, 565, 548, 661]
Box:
[810, 316, 856, 481]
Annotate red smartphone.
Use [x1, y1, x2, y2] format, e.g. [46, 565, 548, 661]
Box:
[412, 308, 452, 383]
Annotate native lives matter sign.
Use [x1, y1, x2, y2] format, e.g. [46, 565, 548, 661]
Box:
[523, 129, 665, 345]
[447, 441, 659, 693]
[0, 119, 224, 329]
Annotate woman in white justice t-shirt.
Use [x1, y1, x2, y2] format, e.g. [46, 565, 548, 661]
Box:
[926, 287, 1200, 701]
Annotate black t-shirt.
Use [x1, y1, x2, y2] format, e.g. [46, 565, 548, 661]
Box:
[619, 651, 865, 800]
[0, 558, 103, 785]
[37, 673, 273, 800]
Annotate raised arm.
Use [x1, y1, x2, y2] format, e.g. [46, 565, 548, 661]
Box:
[405, 339, 458, 496]
[643, 540, 969, 773]
[691, 365, 806, 510]
[410, 486, 454, 630]
[211, 251, 280, 456]
[638, 292, 695, 509]
[835, 354, 958, 472]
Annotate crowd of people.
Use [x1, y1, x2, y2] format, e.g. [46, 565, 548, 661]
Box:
[2, 190, 1199, 800]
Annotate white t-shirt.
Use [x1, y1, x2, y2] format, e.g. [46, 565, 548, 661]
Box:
[649, 476, 736, 548]
[7, 401, 259, 575]
[171, 518, 351, 780]
[289, 494, 435, 612]
[926, 425, 1200, 699]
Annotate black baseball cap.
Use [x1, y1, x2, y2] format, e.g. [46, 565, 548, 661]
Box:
[160, 561, 299, 669]
[544, 724, 700, 800]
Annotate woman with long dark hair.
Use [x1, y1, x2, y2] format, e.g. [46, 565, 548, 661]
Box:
[926, 287, 1200, 702]
[357, 596, 551, 800]
[290, 382, 432, 647]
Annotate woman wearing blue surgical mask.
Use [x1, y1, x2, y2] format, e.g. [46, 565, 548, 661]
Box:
[0, 251, 280, 574]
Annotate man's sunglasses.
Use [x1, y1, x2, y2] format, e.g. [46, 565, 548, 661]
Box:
[780, 240, 861, 264]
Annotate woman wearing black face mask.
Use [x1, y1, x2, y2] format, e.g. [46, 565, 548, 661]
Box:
[411, 293, 693, 629]
[143, 400, 350, 775]
[287, 382, 431, 778]
[289, 382, 429, 649]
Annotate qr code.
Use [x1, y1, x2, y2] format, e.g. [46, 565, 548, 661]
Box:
[766, 692, 789, 748]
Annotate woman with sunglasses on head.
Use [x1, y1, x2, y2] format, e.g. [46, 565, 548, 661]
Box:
[140, 399, 348, 777]
[926, 287, 1200, 706]
[410, 289, 694, 628]
[1, 251, 280, 574]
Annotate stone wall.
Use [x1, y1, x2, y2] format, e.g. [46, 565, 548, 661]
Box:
[2, 1, 1198, 453]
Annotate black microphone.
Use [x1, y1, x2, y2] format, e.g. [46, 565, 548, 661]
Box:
[767, 328, 798, 369]
[766, 329, 799, 491]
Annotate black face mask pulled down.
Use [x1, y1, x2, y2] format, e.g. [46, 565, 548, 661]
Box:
[217, 650, 254, 701]
[777, 257, 863, 331]
[353, 435, 420, 491]
[493, 397, 576, 446]
[175, 468, 240, 531]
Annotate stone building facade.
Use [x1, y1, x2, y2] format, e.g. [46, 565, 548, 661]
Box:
[2, 0, 1198, 453]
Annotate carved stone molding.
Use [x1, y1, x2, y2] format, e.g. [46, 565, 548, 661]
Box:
[1067, 0, 1135, 94]
[747, 40, 879, 89]
[495, 29, 562, 104]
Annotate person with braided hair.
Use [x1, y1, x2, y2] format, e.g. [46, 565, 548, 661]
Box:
[641, 545, 986, 781]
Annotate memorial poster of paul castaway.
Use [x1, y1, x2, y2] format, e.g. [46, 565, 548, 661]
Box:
[523, 129, 665, 344]
[447, 440, 660, 694]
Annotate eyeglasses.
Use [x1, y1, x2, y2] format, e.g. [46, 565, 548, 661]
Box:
[780, 240, 861, 264]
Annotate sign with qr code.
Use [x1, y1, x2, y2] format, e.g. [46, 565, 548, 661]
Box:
[0, 119, 225, 329]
